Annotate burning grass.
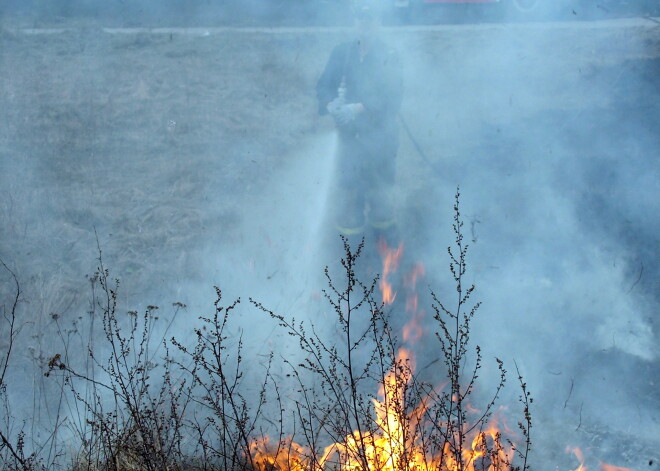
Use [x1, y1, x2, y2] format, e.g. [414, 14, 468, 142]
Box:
[0, 191, 535, 471]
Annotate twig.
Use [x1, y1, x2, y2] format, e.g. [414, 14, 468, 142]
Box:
[0, 259, 21, 386]
[0, 430, 28, 468]
[575, 402, 583, 431]
[564, 378, 574, 409]
[627, 262, 643, 294]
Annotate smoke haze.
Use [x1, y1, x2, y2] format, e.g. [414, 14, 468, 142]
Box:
[1, 1, 658, 469]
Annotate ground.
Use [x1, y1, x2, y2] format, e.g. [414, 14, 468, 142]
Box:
[0, 12, 658, 471]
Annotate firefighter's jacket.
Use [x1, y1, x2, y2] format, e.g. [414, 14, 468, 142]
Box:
[316, 38, 403, 148]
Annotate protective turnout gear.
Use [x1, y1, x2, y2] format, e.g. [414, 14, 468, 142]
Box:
[316, 38, 403, 243]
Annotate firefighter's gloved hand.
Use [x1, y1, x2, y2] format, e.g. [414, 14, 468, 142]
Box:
[327, 97, 344, 116]
[333, 103, 360, 125]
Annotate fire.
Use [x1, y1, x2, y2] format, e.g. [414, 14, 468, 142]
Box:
[250, 436, 310, 471]
[600, 464, 635, 471]
[250, 240, 633, 471]
[318, 346, 515, 471]
[377, 240, 403, 305]
[249, 241, 520, 471]
[566, 446, 636, 471]
[567, 446, 588, 471]
[324, 350, 420, 471]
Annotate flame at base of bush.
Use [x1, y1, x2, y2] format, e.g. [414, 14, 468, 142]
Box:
[249, 348, 518, 471]
[249, 241, 521, 471]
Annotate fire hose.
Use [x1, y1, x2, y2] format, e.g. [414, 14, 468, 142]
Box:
[398, 112, 443, 175]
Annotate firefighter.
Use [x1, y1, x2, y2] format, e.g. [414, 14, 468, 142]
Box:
[316, 0, 403, 249]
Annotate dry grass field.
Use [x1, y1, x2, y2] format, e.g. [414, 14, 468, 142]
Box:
[0, 15, 658, 470]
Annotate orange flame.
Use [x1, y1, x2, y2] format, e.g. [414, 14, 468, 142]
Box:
[567, 446, 588, 471]
[250, 436, 311, 471]
[566, 446, 638, 471]
[600, 463, 635, 471]
[249, 244, 520, 471]
[378, 240, 403, 305]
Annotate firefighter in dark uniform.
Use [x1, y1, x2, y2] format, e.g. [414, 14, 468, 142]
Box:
[316, 1, 403, 249]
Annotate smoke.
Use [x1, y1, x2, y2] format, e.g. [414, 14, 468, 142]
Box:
[0, 1, 658, 467]
[390, 11, 659, 452]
